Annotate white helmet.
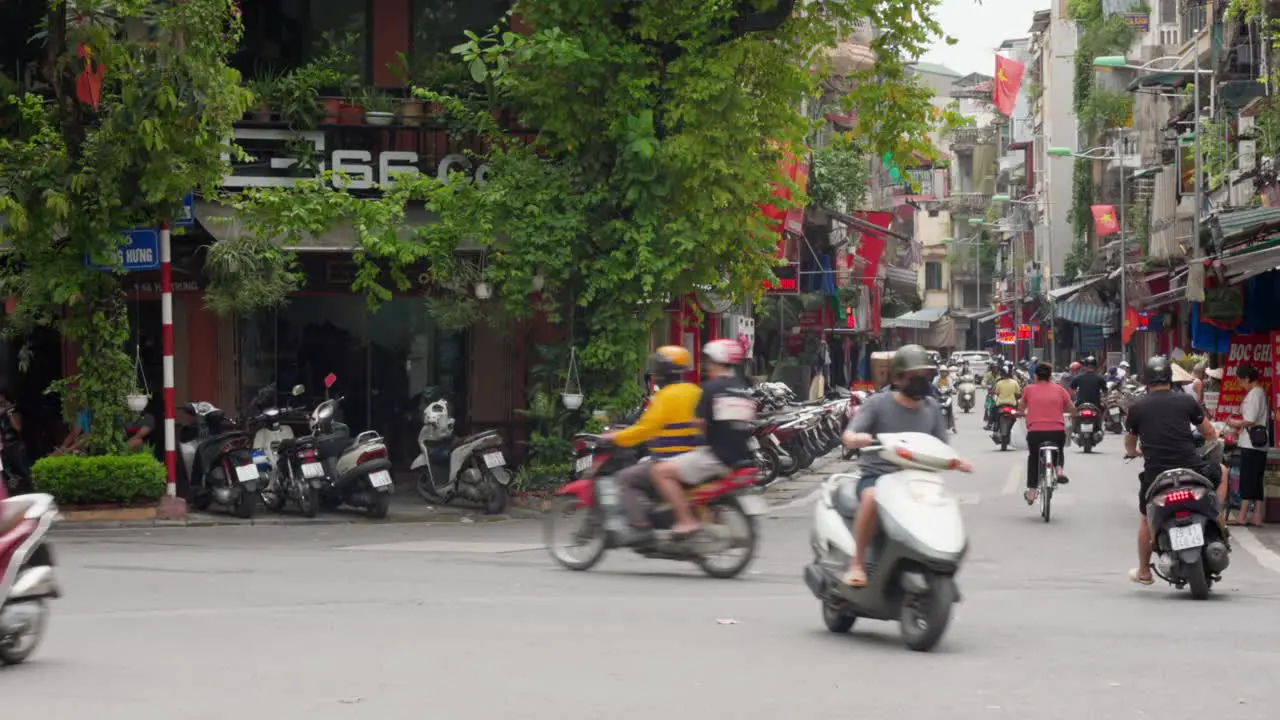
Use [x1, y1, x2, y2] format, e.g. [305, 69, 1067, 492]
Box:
[703, 338, 745, 365]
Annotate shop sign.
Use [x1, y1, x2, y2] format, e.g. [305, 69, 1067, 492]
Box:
[1122, 12, 1149, 31]
[997, 329, 1015, 344]
[86, 229, 160, 272]
[129, 280, 201, 294]
[222, 128, 489, 190]
[1016, 324, 1031, 340]
[764, 263, 799, 294]
[1213, 333, 1272, 422]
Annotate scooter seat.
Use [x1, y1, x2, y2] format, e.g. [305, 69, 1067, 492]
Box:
[453, 429, 499, 448]
[833, 480, 861, 519]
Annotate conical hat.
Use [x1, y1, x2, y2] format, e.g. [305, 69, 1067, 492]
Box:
[1171, 363, 1193, 384]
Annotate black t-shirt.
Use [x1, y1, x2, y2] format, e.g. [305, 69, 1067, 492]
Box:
[1126, 390, 1205, 474]
[1071, 372, 1107, 407]
[696, 376, 757, 466]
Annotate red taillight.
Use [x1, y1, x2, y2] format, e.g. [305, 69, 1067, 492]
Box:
[298, 448, 318, 461]
[357, 447, 388, 464]
[1174, 511, 1191, 519]
[1080, 411, 1095, 417]
[574, 437, 594, 454]
[1165, 489, 1195, 505]
[1001, 407, 1016, 415]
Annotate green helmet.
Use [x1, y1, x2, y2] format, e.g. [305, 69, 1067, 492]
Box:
[892, 344, 935, 377]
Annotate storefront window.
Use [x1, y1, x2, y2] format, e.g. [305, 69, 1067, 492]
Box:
[236, 0, 369, 80]
[411, 0, 511, 60]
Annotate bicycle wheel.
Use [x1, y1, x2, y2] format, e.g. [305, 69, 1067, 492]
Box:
[1040, 457, 1054, 522]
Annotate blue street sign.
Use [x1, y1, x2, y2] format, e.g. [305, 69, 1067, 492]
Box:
[174, 193, 195, 227]
[86, 229, 161, 272]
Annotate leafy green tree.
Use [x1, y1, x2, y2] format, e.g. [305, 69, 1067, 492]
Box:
[224, 0, 970, 408]
[0, 1, 251, 452]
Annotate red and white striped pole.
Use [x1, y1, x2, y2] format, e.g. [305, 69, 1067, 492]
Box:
[158, 223, 184, 515]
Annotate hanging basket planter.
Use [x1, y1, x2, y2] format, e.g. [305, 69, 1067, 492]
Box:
[561, 347, 584, 410]
[126, 393, 150, 413]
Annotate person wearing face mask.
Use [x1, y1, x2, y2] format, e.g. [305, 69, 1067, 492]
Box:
[840, 345, 974, 587]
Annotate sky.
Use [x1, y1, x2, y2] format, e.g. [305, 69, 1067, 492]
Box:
[917, 0, 1050, 76]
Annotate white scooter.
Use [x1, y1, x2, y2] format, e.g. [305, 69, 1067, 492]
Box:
[411, 390, 511, 514]
[802, 432, 968, 652]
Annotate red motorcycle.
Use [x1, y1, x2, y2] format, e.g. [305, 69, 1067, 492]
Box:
[545, 442, 764, 578]
[0, 492, 60, 665]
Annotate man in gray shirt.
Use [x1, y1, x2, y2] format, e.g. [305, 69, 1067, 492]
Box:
[840, 345, 973, 587]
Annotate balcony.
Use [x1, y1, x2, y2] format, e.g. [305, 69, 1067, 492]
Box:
[949, 127, 999, 152]
[946, 192, 993, 216]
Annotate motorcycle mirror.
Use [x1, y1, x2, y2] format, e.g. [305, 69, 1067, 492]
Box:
[292, 384, 305, 397]
[324, 373, 337, 389]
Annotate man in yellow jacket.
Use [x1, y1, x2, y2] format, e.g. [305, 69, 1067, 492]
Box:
[604, 346, 701, 542]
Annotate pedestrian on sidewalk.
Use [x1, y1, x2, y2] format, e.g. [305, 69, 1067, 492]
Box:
[1227, 365, 1268, 527]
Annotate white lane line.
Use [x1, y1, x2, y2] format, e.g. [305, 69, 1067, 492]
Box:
[1234, 528, 1280, 575]
[1002, 463, 1022, 495]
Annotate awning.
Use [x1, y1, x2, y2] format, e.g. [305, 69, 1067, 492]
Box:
[972, 308, 1011, 323]
[1208, 207, 1280, 248]
[882, 307, 948, 329]
[1048, 275, 1106, 301]
[1127, 71, 1192, 93]
[1056, 299, 1118, 328]
[884, 265, 921, 303]
[193, 200, 478, 252]
[1219, 240, 1280, 284]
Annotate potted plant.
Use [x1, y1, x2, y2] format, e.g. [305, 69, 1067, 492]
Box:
[361, 89, 397, 126]
[246, 68, 284, 122]
[387, 52, 426, 127]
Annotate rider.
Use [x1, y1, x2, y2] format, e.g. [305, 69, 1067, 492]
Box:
[648, 339, 756, 539]
[606, 346, 701, 542]
[934, 366, 954, 392]
[1123, 356, 1220, 586]
[1018, 362, 1074, 505]
[1061, 361, 1082, 389]
[987, 364, 1022, 430]
[840, 345, 973, 587]
[1070, 356, 1107, 409]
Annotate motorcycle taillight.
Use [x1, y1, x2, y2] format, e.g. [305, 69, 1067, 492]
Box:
[357, 446, 388, 464]
[573, 437, 594, 454]
[298, 448, 318, 461]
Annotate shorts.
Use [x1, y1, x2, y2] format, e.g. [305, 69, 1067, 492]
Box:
[1138, 462, 1222, 516]
[668, 447, 729, 486]
[856, 474, 881, 497]
[1239, 448, 1267, 501]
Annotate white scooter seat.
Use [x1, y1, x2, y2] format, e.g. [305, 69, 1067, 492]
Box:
[833, 479, 861, 519]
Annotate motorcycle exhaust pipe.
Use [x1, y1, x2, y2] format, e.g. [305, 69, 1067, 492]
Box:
[1205, 540, 1230, 574]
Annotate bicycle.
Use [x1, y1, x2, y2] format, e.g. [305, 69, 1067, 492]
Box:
[1037, 442, 1060, 523]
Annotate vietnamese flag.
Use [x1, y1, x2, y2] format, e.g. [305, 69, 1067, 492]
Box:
[992, 55, 1024, 117]
[1090, 204, 1121, 237]
[1122, 306, 1142, 344]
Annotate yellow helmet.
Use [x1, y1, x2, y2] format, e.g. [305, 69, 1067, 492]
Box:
[650, 345, 693, 378]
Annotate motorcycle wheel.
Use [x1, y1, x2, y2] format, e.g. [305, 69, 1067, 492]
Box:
[483, 475, 509, 515]
[263, 486, 286, 513]
[234, 487, 256, 519]
[320, 496, 343, 512]
[298, 482, 318, 519]
[822, 602, 857, 633]
[1187, 560, 1211, 600]
[754, 451, 778, 487]
[0, 599, 47, 666]
[900, 576, 956, 652]
[695, 497, 757, 579]
[366, 491, 391, 520]
[190, 489, 212, 512]
[544, 496, 607, 571]
[414, 469, 447, 504]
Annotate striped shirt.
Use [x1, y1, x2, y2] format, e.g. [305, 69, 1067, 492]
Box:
[612, 383, 702, 457]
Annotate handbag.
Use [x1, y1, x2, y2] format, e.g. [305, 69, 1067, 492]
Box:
[1246, 389, 1271, 447]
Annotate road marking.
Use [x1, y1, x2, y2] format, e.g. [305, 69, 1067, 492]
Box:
[1234, 528, 1280, 575]
[339, 541, 544, 554]
[1002, 464, 1022, 495]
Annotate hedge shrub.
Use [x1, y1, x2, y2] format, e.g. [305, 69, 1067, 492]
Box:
[32, 454, 167, 506]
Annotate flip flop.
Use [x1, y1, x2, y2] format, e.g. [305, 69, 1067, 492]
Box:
[1127, 568, 1154, 586]
[1024, 489, 1037, 505]
[842, 568, 868, 588]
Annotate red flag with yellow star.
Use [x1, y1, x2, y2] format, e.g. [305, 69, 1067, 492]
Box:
[992, 55, 1024, 116]
[1090, 204, 1121, 237]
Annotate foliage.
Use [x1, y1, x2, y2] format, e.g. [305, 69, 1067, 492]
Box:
[224, 0, 969, 410]
[1198, 117, 1232, 191]
[32, 453, 167, 506]
[1068, 157, 1095, 244]
[1132, 197, 1151, 254]
[0, 0, 252, 453]
[514, 390, 577, 467]
[809, 141, 870, 212]
[1078, 89, 1132, 139]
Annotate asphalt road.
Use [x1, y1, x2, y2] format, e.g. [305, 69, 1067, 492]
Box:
[7, 405, 1280, 719]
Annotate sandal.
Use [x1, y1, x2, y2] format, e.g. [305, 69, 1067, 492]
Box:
[1023, 489, 1037, 505]
[842, 567, 868, 588]
[1127, 568, 1154, 586]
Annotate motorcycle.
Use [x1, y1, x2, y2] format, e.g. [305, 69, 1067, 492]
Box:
[412, 389, 511, 514]
[1139, 445, 1231, 599]
[956, 380, 976, 414]
[0, 492, 61, 665]
[545, 441, 763, 578]
[991, 405, 1018, 450]
[803, 432, 967, 652]
[180, 401, 263, 518]
[1104, 381, 1130, 434]
[310, 396, 395, 519]
[938, 388, 956, 433]
[1072, 403, 1104, 453]
[248, 385, 323, 517]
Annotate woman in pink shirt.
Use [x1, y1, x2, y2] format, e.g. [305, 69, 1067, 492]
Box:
[1018, 363, 1076, 505]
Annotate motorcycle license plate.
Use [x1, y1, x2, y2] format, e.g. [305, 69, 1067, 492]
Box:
[368, 470, 392, 488]
[1079, 424, 1094, 432]
[737, 494, 768, 516]
[234, 464, 259, 483]
[1168, 524, 1205, 551]
[483, 451, 505, 469]
[301, 462, 324, 479]
[1109, 407, 1121, 416]
[575, 455, 594, 473]
[747, 437, 760, 451]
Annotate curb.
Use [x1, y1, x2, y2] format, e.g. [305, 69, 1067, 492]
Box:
[53, 508, 542, 532]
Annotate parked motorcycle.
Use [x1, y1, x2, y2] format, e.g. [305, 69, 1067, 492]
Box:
[1072, 403, 1104, 453]
[247, 384, 322, 517]
[956, 379, 976, 414]
[0, 492, 60, 665]
[412, 389, 510, 514]
[180, 401, 262, 518]
[308, 396, 395, 519]
[1138, 446, 1231, 599]
[803, 432, 967, 652]
[545, 441, 763, 578]
[991, 405, 1018, 451]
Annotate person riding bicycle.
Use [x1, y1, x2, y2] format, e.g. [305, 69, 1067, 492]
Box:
[648, 339, 757, 541]
[840, 345, 973, 587]
[1124, 356, 1220, 586]
[604, 346, 701, 543]
[1018, 362, 1074, 505]
[987, 365, 1022, 430]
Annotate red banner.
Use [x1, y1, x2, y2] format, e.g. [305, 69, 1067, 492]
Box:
[852, 211, 891, 289]
[1214, 333, 1273, 422]
[993, 55, 1024, 116]
[1091, 204, 1120, 237]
